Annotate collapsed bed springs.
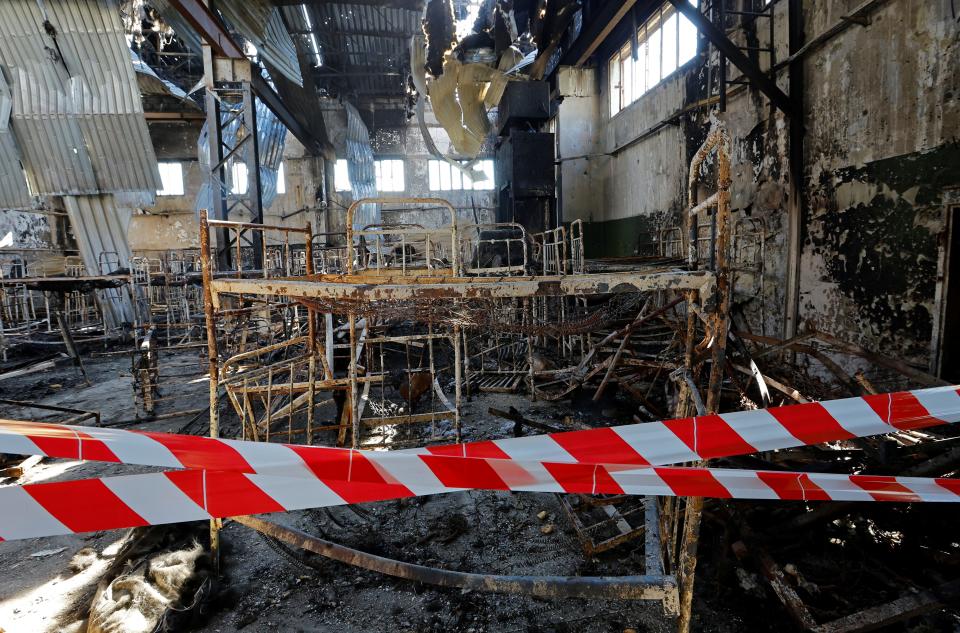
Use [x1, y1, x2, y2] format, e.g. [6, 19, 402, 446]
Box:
[292, 293, 644, 337]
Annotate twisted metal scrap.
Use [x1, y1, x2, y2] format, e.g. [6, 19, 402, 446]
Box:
[292, 292, 646, 336]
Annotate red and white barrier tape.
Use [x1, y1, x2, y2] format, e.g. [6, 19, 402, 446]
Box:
[1, 461, 958, 540]
[0, 386, 957, 541]
[2, 387, 958, 475]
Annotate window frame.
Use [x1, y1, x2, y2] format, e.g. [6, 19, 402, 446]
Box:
[374, 158, 406, 193]
[156, 161, 185, 197]
[333, 158, 352, 192]
[427, 159, 495, 192]
[608, 0, 699, 117]
[230, 162, 249, 195]
[276, 161, 286, 195]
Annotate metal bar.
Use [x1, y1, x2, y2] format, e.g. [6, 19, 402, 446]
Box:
[784, 0, 805, 341]
[813, 579, 960, 633]
[199, 209, 222, 573]
[206, 219, 311, 235]
[54, 309, 90, 386]
[165, 0, 325, 155]
[233, 515, 679, 607]
[0, 399, 100, 426]
[204, 85, 232, 270]
[212, 270, 716, 302]
[165, 0, 245, 58]
[242, 83, 264, 270]
[667, 0, 794, 116]
[566, 0, 640, 66]
[250, 73, 324, 156]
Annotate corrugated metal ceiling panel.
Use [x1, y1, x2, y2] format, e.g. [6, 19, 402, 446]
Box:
[218, 0, 304, 87]
[63, 193, 135, 326]
[0, 0, 160, 197]
[288, 2, 420, 97]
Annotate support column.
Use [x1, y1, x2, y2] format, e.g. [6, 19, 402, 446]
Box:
[202, 46, 264, 272]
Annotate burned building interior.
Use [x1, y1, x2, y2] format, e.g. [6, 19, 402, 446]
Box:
[0, 0, 958, 631]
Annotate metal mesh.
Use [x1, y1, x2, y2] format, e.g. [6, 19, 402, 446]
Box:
[291, 292, 645, 336]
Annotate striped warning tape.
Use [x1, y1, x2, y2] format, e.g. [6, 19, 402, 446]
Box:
[2, 386, 959, 475]
[0, 386, 957, 540]
[1, 461, 958, 540]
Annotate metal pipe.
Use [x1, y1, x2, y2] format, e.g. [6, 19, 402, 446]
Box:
[199, 209, 222, 572]
[233, 515, 678, 608]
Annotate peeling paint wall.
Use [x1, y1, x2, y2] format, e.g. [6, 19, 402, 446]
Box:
[555, 0, 959, 367]
[799, 0, 960, 367]
[0, 209, 64, 276]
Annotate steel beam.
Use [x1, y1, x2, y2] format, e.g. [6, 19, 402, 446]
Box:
[165, 0, 245, 59]
[666, 0, 794, 116]
[564, 0, 643, 67]
[250, 73, 325, 156]
[274, 0, 422, 9]
[784, 0, 805, 340]
[290, 28, 417, 40]
[165, 0, 326, 155]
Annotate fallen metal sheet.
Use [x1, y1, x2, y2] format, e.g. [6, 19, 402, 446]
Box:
[218, 0, 303, 86]
[344, 101, 378, 233]
[0, 0, 161, 196]
[561, 494, 649, 556]
[62, 194, 135, 326]
[0, 73, 33, 209]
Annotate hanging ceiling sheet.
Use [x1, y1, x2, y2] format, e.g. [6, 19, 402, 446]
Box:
[0, 0, 160, 198]
[218, 0, 303, 87]
[0, 73, 33, 209]
[62, 193, 135, 327]
[157, 0, 303, 88]
[344, 101, 378, 234]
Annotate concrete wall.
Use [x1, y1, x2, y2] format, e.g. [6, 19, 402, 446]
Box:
[799, 0, 960, 366]
[554, 0, 959, 368]
[140, 119, 328, 252]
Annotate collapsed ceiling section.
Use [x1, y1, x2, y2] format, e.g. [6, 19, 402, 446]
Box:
[418, 0, 583, 159]
[0, 0, 592, 211]
[0, 0, 162, 207]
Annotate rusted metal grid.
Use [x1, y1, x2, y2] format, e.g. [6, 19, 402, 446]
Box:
[0, 255, 124, 360]
[194, 194, 735, 626]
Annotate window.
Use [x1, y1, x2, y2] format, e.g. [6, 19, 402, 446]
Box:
[609, 0, 699, 116]
[334, 159, 351, 192]
[428, 159, 495, 191]
[156, 162, 184, 196]
[231, 162, 248, 195]
[375, 159, 405, 192]
[276, 162, 286, 195]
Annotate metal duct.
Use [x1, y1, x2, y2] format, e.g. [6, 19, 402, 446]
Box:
[0, 0, 161, 197]
[343, 101, 378, 234]
[62, 194, 135, 327]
